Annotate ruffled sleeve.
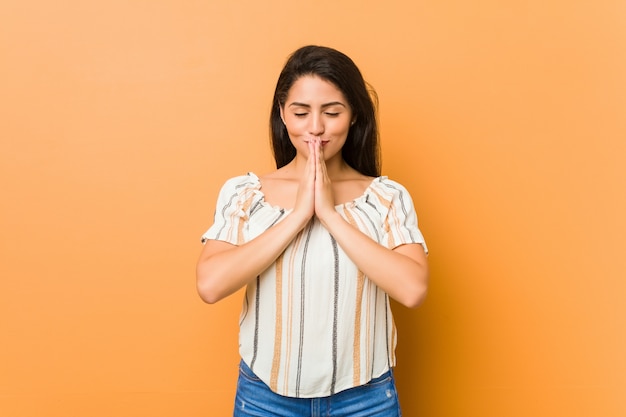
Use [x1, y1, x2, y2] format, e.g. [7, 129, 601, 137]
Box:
[376, 178, 428, 253]
[201, 174, 258, 245]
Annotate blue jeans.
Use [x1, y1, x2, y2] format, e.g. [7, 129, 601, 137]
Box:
[233, 360, 402, 416]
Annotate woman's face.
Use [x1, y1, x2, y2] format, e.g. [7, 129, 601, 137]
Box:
[280, 75, 353, 161]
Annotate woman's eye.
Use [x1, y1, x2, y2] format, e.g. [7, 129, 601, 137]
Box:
[294, 113, 308, 117]
[324, 112, 340, 117]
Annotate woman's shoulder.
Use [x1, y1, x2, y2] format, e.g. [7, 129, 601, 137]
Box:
[364, 176, 414, 204]
[217, 172, 261, 195]
[222, 172, 260, 184]
[371, 176, 409, 191]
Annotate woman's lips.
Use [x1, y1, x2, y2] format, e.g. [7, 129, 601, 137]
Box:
[304, 140, 329, 146]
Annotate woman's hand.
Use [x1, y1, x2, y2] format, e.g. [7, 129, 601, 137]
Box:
[313, 138, 339, 224]
[293, 137, 337, 224]
[292, 140, 317, 223]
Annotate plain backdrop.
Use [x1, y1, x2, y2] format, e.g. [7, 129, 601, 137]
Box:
[1, 0, 625, 416]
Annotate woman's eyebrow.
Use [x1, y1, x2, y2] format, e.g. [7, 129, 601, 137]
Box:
[287, 101, 347, 108]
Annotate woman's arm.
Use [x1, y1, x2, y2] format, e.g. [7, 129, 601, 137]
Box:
[318, 213, 429, 308]
[196, 212, 310, 304]
[314, 139, 429, 308]
[197, 143, 318, 304]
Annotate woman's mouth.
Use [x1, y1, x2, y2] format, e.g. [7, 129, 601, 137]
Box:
[304, 139, 329, 146]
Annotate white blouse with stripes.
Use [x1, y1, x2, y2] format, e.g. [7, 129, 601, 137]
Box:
[201, 172, 427, 398]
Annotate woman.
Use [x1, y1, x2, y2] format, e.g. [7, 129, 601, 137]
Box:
[197, 45, 429, 416]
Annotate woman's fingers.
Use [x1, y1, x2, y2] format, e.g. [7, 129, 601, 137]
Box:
[293, 140, 316, 220]
[308, 139, 317, 181]
[313, 138, 335, 219]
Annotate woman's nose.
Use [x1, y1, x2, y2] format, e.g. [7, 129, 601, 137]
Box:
[308, 115, 324, 136]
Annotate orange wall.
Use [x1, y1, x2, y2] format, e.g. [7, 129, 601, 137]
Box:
[2, 1, 625, 416]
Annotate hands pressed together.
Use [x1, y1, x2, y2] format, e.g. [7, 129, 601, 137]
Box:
[293, 137, 338, 226]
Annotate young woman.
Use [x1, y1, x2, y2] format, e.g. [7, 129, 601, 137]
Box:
[197, 45, 429, 416]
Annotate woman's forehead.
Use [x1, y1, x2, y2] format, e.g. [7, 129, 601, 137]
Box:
[286, 75, 347, 104]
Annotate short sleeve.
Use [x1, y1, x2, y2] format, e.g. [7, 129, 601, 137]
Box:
[201, 175, 254, 245]
[380, 181, 428, 254]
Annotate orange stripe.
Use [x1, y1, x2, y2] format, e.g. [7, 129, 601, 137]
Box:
[236, 192, 254, 245]
[370, 187, 392, 209]
[389, 302, 397, 365]
[353, 269, 365, 384]
[385, 217, 396, 248]
[365, 280, 371, 378]
[353, 212, 372, 378]
[344, 208, 364, 384]
[370, 188, 397, 248]
[270, 252, 284, 390]
[389, 200, 403, 246]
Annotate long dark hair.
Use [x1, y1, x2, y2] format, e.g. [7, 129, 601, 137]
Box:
[269, 45, 380, 177]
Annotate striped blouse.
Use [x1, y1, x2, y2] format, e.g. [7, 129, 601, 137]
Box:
[201, 172, 427, 398]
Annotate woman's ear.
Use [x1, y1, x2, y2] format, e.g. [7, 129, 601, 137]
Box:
[279, 107, 286, 125]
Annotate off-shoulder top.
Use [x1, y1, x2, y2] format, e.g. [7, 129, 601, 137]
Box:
[201, 172, 427, 398]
